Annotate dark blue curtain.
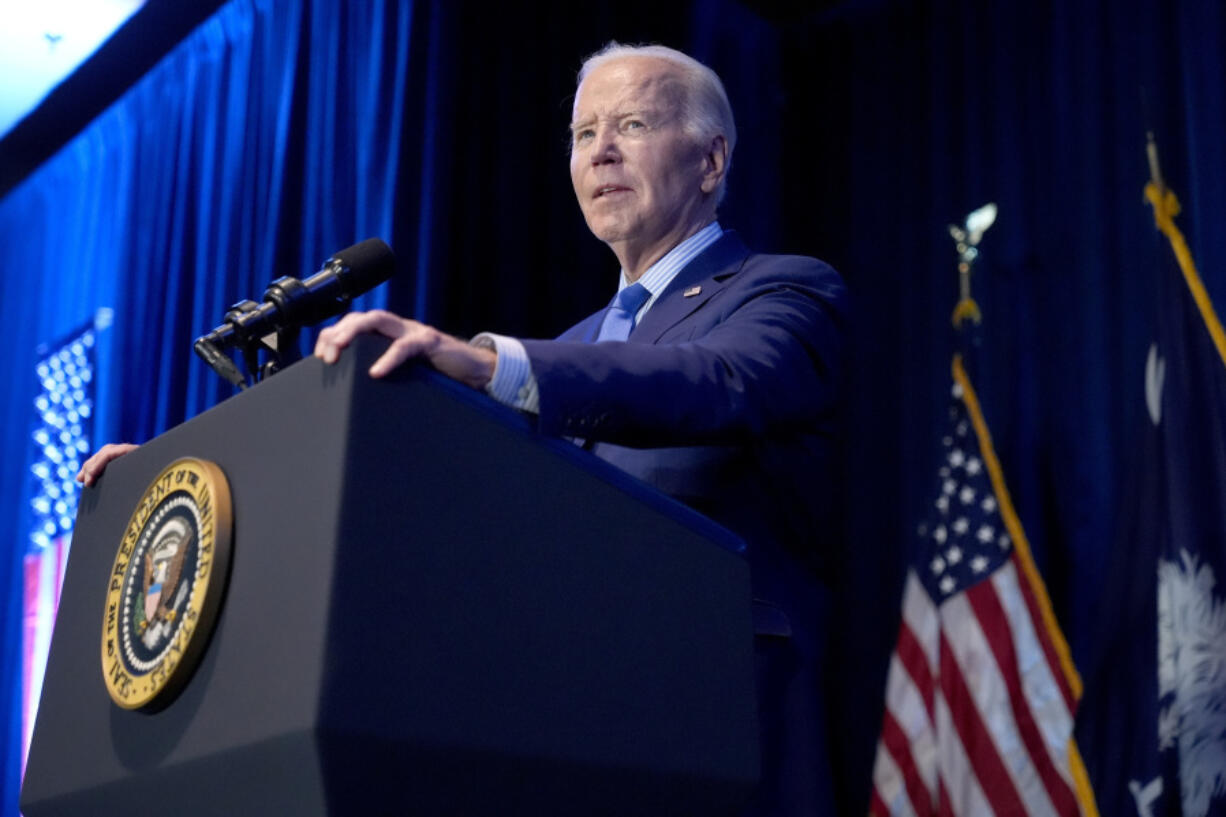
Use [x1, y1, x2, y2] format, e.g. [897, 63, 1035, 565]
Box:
[0, 0, 1223, 813]
[813, 3, 1226, 807]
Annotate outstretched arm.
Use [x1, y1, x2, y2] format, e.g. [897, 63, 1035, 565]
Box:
[523, 258, 847, 446]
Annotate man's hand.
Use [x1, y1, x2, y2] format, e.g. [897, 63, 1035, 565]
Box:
[314, 310, 496, 389]
[76, 443, 140, 487]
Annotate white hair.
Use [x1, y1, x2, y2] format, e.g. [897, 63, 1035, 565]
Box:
[577, 42, 736, 204]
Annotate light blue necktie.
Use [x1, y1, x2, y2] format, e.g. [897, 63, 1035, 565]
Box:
[595, 282, 650, 342]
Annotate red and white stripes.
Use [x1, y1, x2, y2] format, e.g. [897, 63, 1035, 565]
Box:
[870, 560, 1083, 816]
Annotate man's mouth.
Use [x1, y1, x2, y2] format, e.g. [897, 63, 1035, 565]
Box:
[595, 185, 631, 199]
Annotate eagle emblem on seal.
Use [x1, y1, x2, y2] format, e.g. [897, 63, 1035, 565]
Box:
[139, 518, 195, 643]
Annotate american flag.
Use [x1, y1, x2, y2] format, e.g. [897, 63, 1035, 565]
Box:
[869, 356, 1098, 816]
[23, 320, 100, 771]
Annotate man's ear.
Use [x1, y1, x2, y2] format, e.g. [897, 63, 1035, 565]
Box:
[699, 134, 728, 195]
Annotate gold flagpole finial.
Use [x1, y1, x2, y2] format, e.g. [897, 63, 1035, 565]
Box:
[949, 202, 997, 327]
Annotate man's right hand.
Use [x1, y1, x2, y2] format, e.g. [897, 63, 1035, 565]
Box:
[76, 443, 139, 487]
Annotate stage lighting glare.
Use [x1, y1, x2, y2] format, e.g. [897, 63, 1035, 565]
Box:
[0, 0, 147, 138]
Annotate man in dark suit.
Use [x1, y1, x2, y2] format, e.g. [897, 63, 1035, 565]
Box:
[315, 43, 848, 816]
[82, 43, 847, 816]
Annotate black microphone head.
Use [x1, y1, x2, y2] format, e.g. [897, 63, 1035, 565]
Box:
[266, 237, 396, 329]
[327, 237, 395, 295]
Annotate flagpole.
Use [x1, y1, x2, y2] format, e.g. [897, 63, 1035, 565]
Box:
[1144, 135, 1226, 368]
[948, 203, 997, 327]
[1145, 130, 1164, 193]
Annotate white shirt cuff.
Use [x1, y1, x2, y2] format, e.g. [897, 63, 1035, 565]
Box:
[470, 333, 540, 414]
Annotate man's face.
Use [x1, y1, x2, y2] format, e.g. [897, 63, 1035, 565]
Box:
[569, 57, 714, 271]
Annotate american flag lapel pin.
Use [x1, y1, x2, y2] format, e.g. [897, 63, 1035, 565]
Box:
[683, 285, 702, 297]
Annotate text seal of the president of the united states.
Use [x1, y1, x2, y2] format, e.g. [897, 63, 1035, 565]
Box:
[101, 457, 233, 711]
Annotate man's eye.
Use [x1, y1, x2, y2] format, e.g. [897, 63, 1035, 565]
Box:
[624, 120, 645, 131]
[574, 129, 594, 143]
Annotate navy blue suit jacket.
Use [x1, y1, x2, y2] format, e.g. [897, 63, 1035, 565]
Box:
[521, 232, 848, 815]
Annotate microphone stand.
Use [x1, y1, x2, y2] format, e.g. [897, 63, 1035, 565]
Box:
[196, 330, 303, 390]
[195, 300, 309, 389]
[194, 238, 395, 390]
[257, 326, 301, 381]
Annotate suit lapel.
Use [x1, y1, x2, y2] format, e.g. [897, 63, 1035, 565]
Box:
[557, 309, 607, 343]
[631, 232, 751, 343]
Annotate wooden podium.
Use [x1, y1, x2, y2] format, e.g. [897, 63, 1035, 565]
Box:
[21, 336, 759, 816]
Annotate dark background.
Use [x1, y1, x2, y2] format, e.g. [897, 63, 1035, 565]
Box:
[1, 0, 1222, 813]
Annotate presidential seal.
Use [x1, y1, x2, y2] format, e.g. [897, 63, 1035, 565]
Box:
[101, 458, 232, 711]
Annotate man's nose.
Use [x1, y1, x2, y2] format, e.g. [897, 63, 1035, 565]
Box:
[591, 126, 621, 165]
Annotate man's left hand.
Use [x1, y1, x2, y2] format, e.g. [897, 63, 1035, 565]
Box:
[314, 310, 496, 389]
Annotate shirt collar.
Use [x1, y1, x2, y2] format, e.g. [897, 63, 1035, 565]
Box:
[618, 221, 724, 301]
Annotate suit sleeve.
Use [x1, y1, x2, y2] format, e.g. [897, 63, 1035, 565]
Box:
[520, 256, 848, 447]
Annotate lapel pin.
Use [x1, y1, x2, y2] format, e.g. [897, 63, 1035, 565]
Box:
[683, 285, 702, 297]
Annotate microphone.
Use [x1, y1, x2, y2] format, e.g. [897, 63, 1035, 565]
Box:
[196, 238, 395, 352]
